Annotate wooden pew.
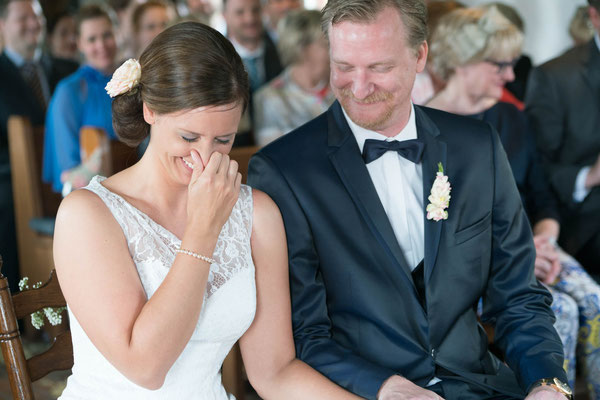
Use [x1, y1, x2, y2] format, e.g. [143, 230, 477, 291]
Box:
[7, 117, 59, 284]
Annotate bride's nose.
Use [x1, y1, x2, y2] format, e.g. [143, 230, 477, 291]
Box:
[194, 144, 217, 168]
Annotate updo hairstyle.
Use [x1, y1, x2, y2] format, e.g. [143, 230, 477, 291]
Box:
[111, 21, 249, 146]
[428, 6, 523, 82]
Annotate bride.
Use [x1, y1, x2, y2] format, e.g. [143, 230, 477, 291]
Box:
[54, 21, 361, 399]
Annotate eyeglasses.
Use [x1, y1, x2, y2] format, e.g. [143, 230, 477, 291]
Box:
[485, 58, 518, 73]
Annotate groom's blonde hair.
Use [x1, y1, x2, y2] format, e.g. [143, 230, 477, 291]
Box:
[321, 0, 428, 53]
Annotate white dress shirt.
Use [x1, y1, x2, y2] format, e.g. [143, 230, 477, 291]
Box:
[343, 104, 424, 271]
[344, 105, 441, 387]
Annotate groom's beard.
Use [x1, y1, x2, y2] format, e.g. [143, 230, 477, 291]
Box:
[337, 88, 394, 131]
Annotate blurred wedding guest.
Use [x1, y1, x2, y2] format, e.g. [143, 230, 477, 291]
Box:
[109, 0, 139, 60]
[427, 6, 600, 395]
[184, 0, 214, 24]
[0, 0, 78, 291]
[570, 6, 595, 46]
[411, 0, 464, 105]
[223, 0, 281, 93]
[262, 0, 301, 44]
[223, 0, 282, 145]
[253, 9, 333, 147]
[526, 0, 600, 278]
[489, 2, 531, 106]
[46, 11, 78, 61]
[43, 4, 119, 195]
[131, 0, 176, 58]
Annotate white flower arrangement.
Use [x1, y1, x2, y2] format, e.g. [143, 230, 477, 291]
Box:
[105, 58, 141, 98]
[426, 162, 451, 222]
[18, 277, 66, 330]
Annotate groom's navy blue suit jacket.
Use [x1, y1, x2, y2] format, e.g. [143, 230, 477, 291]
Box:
[247, 102, 567, 400]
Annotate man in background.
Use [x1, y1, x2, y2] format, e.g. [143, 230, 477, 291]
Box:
[223, 0, 282, 145]
[262, 0, 302, 43]
[0, 0, 77, 291]
[526, 0, 600, 278]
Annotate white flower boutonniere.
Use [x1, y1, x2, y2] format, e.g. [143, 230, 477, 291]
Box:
[426, 162, 451, 221]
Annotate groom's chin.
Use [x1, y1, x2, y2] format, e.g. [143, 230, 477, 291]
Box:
[343, 105, 393, 132]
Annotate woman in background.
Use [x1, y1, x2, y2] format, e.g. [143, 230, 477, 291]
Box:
[43, 4, 119, 194]
[411, 0, 464, 105]
[253, 9, 334, 147]
[131, 0, 176, 58]
[426, 7, 600, 397]
[46, 11, 78, 61]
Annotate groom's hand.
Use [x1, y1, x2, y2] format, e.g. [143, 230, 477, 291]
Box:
[377, 375, 444, 400]
[525, 386, 568, 399]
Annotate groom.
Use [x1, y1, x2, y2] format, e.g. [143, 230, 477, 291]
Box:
[248, 0, 569, 399]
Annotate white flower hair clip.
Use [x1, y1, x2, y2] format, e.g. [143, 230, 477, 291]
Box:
[105, 58, 141, 98]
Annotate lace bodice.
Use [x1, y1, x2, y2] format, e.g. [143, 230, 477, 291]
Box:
[59, 176, 256, 399]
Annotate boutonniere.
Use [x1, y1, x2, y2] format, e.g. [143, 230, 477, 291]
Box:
[426, 162, 451, 222]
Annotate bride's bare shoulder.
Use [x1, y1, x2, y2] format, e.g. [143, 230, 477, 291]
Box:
[54, 185, 121, 245]
[250, 188, 281, 226]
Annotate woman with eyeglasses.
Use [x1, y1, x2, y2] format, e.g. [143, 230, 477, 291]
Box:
[426, 6, 600, 397]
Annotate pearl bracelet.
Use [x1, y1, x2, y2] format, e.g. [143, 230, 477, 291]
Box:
[175, 248, 215, 265]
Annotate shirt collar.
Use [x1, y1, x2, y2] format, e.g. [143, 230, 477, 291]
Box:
[343, 103, 418, 153]
[230, 37, 265, 59]
[4, 47, 42, 67]
[595, 33, 600, 53]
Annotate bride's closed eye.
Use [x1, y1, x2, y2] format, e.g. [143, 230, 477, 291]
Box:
[215, 137, 232, 145]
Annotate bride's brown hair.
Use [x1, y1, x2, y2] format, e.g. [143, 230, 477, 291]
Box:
[112, 22, 249, 147]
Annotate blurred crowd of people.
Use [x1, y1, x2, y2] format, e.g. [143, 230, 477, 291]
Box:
[1, 0, 600, 397]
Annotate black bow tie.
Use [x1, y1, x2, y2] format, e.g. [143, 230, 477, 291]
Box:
[362, 138, 425, 164]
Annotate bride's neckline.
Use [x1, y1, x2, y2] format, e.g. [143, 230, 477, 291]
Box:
[92, 176, 183, 243]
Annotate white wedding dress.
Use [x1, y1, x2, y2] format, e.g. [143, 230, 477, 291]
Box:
[59, 176, 256, 400]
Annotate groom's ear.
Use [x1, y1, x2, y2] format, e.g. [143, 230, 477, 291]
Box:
[416, 41, 428, 74]
[142, 102, 156, 125]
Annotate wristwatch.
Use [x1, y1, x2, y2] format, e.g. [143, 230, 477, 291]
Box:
[530, 377, 573, 400]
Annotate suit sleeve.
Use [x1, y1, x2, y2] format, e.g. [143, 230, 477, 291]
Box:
[481, 127, 568, 391]
[525, 66, 582, 207]
[248, 152, 397, 400]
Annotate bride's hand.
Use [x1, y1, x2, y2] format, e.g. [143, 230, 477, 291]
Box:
[186, 149, 242, 236]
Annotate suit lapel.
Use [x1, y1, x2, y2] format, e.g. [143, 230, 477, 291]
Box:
[415, 107, 447, 285]
[327, 102, 416, 286]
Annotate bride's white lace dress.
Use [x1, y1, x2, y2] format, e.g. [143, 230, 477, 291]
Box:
[59, 176, 256, 399]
